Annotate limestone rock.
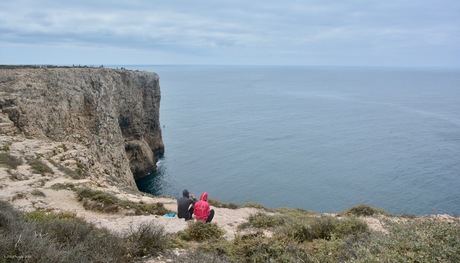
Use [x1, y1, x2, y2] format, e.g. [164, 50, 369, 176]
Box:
[0, 67, 164, 188]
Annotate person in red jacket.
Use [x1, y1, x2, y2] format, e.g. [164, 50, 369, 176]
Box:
[193, 192, 215, 223]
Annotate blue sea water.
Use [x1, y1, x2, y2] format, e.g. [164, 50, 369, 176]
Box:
[128, 65, 460, 215]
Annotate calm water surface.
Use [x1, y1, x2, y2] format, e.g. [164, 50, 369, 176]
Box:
[129, 65, 460, 215]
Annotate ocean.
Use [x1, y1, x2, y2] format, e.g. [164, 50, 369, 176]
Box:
[128, 65, 460, 215]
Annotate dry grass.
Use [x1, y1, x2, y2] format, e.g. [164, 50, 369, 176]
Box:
[0, 201, 169, 263]
[76, 187, 171, 215]
[0, 152, 22, 169]
[27, 158, 54, 175]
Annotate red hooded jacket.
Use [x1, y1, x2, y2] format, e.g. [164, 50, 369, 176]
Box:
[193, 192, 210, 221]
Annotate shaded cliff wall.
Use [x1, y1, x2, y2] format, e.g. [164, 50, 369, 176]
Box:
[0, 67, 164, 187]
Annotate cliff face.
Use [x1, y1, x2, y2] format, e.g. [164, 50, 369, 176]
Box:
[0, 67, 164, 187]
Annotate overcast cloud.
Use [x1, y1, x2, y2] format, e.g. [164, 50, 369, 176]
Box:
[1, 0, 459, 67]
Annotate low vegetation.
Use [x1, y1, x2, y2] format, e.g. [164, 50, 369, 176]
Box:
[352, 218, 460, 262]
[0, 201, 168, 262]
[2, 180, 385, 260]
[171, 207, 460, 263]
[1, 189, 458, 262]
[208, 198, 239, 209]
[1, 142, 12, 152]
[31, 189, 46, 197]
[27, 158, 54, 175]
[0, 152, 22, 169]
[50, 182, 78, 191]
[47, 158, 86, 180]
[57, 144, 68, 152]
[241, 202, 266, 210]
[75, 159, 90, 178]
[207, 199, 266, 210]
[75, 187, 170, 215]
[340, 204, 390, 216]
[179, 221, 225, 242]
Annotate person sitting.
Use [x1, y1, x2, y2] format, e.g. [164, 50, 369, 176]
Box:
[177, 189, 196, 220]
[193, 192, 215, 223]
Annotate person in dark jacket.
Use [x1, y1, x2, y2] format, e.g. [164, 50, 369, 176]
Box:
[193, 192, 214, 223]
[177, 189, 196, 220]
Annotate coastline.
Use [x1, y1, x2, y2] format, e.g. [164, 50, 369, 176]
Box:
[1, 66, 459, 262]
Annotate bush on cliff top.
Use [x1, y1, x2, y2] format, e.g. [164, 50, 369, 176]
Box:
[0, 152, 22, 169]
[0, 201, 168, 263]
[340, 204, 390, 216]
[185, 215, 460, 263]
[2, 199, 459, 263]
[27, 158, 54, 175]
[76, 187, 170, 215]
[180, 221, 225, 242]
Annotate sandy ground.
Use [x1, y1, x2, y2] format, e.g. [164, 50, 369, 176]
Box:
[0, 131, 263, 241]
[0, 159, 260, 240]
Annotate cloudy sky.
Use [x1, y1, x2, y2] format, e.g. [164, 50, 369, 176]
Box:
[1, 0, 459, 67]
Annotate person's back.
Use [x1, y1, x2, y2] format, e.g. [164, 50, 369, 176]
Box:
[193, 192, 214, 223]
[177, 189, 196, 220]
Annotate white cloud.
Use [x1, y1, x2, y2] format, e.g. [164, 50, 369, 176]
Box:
[0, 0, 459, 66]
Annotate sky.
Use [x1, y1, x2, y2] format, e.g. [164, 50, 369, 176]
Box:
[1, 0, 459, 67]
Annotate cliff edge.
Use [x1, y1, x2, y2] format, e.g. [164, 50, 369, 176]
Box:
[0, 67, 164, 188]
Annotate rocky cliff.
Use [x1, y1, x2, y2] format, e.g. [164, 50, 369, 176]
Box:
[0, 67, 164, 188]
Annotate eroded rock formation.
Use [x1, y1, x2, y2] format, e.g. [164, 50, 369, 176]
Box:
[0, 67, 164, 187]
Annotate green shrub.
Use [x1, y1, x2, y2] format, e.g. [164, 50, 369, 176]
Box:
[246, 213, 285, 228]
[50, 182, 77, 191]
[340, 204, 389, 216]
[47, 158, 82, 179]
[231, 216, 368, 262]
[0, 152, 22, 169]
[176, 245, 233, 263]
[0, 201, 126, 262]
[37, 178, 47, 187]
[181, 221, 225, 242]
[305, 237, 356, 262]
[134, 202, 170, 215]
[351, 219, 460, 262]
[31, 189, 46, 197]
[28, 158, 54, 175]
[9, 170, 27, 181]
[76, 187, 170, 215]
[76, 188, 116, 205]
[75, 159, 90, 178]
[208, 198, 239, 209]
[2, 142, 11, 152]
[0, 201, 169, 262]
[282, 216, 368, 243]
[125, 222, 168, 257]
[0, 201, 20, 229]
[230, 233, 309, 263]
[26, 210, 79, 223]
[50, 158, 90, 179]
[194, 239, 231, 256]
[76, 188, 119, 213]
[12, 193, 26, 201]
[57, 144, 68, 152]
[241, 202, 266, 209]
[275, 207, 316, 219]
[335, 217, 369, 237]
